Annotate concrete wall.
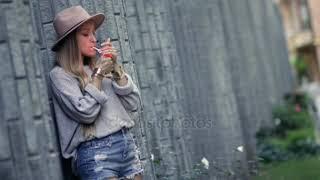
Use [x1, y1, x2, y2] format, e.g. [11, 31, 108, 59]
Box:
[0, 0, 63, 179]
[0, 0, 294, 179]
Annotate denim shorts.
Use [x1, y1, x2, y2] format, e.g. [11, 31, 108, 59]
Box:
[75, 128, 144, 180]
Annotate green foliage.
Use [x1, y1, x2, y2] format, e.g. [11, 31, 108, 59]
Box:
[292, 56, 308, 79]
[288, 138, 320, 156]
[286, 128, 315, 146]
[284, 91, 312, 109]
[272, 104, 313, 136]
[270, 92, 314, 136]
[256, 92, 319, 164]
[257, 141, 293, 163]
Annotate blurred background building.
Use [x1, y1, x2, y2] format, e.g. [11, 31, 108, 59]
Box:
[276, 0, 320, 83]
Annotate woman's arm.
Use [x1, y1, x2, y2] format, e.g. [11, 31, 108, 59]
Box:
[49, 69, 109, 124]
[112, 73, 142, 112]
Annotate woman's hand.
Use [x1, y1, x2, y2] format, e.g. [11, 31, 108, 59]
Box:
[101, 38, 118, 63]
[100, 38, 126, 83]
[97, 59, 114, 75]
[90, 58, 114, 90]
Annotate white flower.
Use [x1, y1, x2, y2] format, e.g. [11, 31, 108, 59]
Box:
[237, 146, 244, 152]
[201, 157, 209, 169]
[150, 153, 154, 161]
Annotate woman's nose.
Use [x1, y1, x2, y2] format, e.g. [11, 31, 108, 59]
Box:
[89, 33, 97, 42]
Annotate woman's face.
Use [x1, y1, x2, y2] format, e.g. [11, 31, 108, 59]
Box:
[76, 21, 97, 58]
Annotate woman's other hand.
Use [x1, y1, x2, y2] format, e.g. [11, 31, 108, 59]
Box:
[101, 38, 118, 64]
[95, 58, 114, 76]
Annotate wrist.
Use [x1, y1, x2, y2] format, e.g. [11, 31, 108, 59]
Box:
[92, 68, 104, 80]
[112, 64, 124, 81]
[91, 74, 104, 81]
[114, 74, 128, 86]
[92, 67, 103, 75]
[119, 72, 126, 80]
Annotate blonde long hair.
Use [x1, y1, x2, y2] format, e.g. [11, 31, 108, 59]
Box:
[55, 30, 96, 91]
[55, 30, 97, 139]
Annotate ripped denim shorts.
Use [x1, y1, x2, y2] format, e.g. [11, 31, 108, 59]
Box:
[75, 128, 144, 180]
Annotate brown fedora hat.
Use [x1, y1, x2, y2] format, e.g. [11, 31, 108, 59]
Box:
[51, 5, 105, 51]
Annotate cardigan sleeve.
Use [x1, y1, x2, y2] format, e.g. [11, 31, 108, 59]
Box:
[49, 68, 109, 124]
[112, 73, 142, 112]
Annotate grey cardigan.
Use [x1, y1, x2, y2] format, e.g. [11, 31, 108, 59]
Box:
[49, 65, 141, 159]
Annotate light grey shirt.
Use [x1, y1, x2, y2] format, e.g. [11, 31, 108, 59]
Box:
[49, 65, 141, 159]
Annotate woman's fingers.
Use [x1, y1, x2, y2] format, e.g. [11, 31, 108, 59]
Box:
[101, 60, 114, 69]
[102, 49, 118, 61]
[101, 58, 113, 64]
[101, 47, 117, 56]
[99, 38, 118, 63]
[100, 38, 117, 56]
[101, 45, 112, 50]
[101, 38, 111, 47]
[101, 49, 117, 53]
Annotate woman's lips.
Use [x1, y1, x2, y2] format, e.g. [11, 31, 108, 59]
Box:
[90, 47, 96, 52]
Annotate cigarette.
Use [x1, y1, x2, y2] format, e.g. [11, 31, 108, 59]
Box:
[92, 47, 102, 54]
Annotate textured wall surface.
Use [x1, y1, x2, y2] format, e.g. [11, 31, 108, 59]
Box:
[0, 0, 293, 179]
[0, 0, 63, 179]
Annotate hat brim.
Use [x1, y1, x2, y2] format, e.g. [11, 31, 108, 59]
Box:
[51, 13, 105, 51]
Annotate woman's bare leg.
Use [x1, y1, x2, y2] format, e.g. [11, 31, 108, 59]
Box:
[123, 174, 143, 180]
[133, 174, 143, 180]
[108, 177, 118, 180]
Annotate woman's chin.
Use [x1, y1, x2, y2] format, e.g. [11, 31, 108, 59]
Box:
[84, 53, 96, 58]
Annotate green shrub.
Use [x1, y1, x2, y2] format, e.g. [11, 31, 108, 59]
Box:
[272, 104, 313, 136]
[262, 128, 316, 153]
[286, 128, 315, 145]
[292, 56, 308, 82]
[257, 141, 293, 163]
[284, 92, 312, 110]
[256, 92, 318, 163]
[288, 139, 320, 156]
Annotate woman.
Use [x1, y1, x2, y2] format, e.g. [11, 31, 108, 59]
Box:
[49, 5, 144, 180]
